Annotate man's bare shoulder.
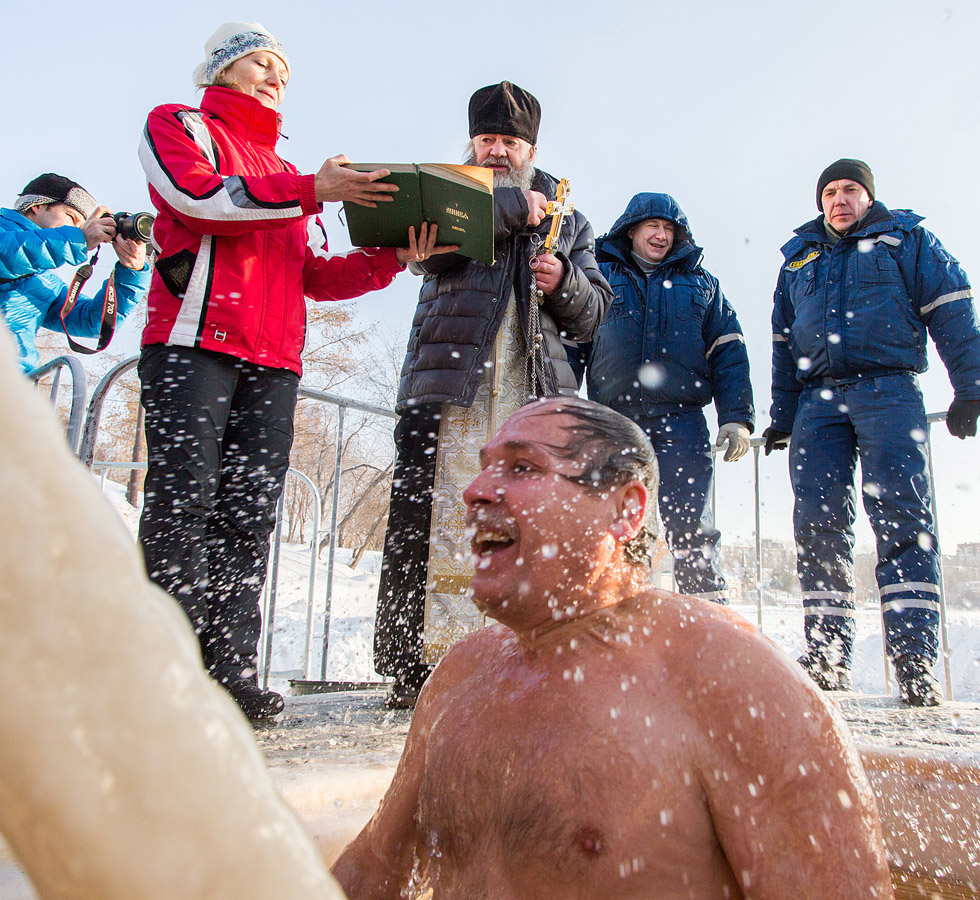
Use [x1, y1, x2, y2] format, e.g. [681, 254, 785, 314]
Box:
[432, 623, 514, 674]
[413, 624, 515, 715]
[621, 587, 829, 713]
[627, 588, 861, 764]
[626, 586, 788, 657]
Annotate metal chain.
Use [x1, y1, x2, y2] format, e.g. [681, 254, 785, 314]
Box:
[523, 239, 546, 403]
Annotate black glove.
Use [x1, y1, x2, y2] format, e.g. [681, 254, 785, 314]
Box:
[762, 427, 792, 456]
[946, 397, 980, 439]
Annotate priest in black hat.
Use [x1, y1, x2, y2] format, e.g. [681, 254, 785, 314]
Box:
[373, 80, 611, 707]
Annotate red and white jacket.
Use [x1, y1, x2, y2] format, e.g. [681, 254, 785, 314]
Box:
[138, 85, 402, 375]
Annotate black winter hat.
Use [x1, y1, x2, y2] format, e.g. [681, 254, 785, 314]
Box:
[14, 173, 97, 219]
[468, 81, 541, 145]
[816, 158, 875, 211]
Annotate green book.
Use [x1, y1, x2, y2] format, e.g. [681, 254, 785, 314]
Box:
[342, 164, 495, 265]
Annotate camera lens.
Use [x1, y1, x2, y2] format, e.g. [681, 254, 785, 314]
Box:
[130, 212, 155, 243]
[112, 211, 155, 243]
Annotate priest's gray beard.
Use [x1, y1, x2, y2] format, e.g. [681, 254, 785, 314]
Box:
[463, 149, 535, 191]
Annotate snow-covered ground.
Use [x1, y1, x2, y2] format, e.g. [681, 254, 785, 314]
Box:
[102, 479, 980, 703]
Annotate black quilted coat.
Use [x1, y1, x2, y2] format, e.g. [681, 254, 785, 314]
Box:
[396, 169, 611, 411]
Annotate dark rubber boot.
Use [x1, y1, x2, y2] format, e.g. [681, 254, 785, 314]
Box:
[895, 656, 942, 708]
[797, 651, 853, 692]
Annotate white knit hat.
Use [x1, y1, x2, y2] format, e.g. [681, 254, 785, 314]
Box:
[192, 22, 289, 87]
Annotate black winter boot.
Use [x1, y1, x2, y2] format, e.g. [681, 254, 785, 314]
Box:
[212, 666, 284, 723]
[383, 665, 432, 710]
[797, 650, 853, 692]
[895, 656, 942, 708]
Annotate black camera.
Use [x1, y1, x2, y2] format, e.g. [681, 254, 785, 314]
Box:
[102, 210, 155, 243]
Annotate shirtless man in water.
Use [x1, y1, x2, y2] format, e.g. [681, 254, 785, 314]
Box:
[333, 397, 893, 899]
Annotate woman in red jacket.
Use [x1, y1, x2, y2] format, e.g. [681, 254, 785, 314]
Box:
[137, 22, 450, 723]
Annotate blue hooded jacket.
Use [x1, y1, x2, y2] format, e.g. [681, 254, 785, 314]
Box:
[586, 193, 754, 428]
[0, 208, 149, 372]
[769, 202, 980, 431]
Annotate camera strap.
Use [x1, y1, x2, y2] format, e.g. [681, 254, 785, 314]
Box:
[60, 247, 118, 355]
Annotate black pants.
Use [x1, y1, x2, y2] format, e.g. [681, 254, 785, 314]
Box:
[138, 345, 299, 681]
[373, 403, 441, 684]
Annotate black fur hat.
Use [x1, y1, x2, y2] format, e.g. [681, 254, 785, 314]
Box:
[468, 81, 541, 144]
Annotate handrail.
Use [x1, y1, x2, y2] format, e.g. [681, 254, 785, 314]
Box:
[79, 356, 139, 468]
[297, 384, 398, 421]
[295, 385, 396, 681]
[82, 356, 397, 687]
[28, 355, 88, 455]
[257, 468, 321, 687]
[81, 362, 964, 700]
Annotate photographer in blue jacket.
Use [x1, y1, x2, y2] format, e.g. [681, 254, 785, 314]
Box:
[763, 158, 980, 706]
[586, 192, 755, 604]
[0, 173, 149, 373]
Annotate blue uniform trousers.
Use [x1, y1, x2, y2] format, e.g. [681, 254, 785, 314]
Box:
[790, 374, 940, 666]
[637, 410, 728, 602]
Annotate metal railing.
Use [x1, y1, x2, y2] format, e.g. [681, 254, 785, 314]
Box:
[79, 356, 138, 468]
[925, 411, 953, 700]
[292, 386, 397, 684]
[75, 353, 964, 700]
[81, 355, 398, 686]
[260, 469, 320, 689]
[28, 355, 88, 454]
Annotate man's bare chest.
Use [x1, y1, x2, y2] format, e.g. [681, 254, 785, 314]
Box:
[416, 680, 720, 887]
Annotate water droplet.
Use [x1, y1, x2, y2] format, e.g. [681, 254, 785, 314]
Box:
[638, 363, 665, 388]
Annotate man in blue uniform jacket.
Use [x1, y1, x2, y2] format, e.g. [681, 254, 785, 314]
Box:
[763, 158, 980, 706]
[587, 192, 754, 604]
[0, 173, 149, 373]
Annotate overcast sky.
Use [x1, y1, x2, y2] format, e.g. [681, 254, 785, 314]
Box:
[6, 0, 980, 550]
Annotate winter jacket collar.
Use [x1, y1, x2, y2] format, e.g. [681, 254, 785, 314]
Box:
[0, 208, 40, 231]
[200, 85, 282, 146]
[783, 201, 924, 259]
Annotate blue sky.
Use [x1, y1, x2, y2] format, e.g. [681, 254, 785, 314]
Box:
[6, 0, 980, 549]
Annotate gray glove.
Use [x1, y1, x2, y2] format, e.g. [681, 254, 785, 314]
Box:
[715, 422, 751, 462]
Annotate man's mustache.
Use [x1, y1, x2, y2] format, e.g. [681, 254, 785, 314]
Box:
[466, 507, 517, 534]
[481, 155, 512, 171]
